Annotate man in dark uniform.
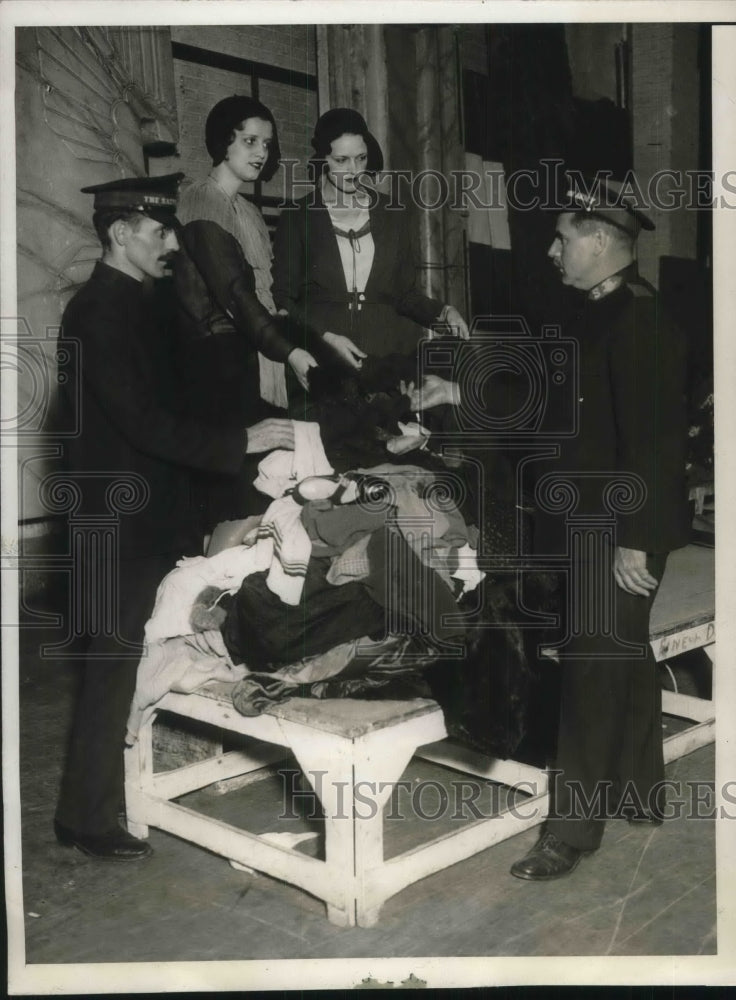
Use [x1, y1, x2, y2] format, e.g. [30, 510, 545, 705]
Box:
[510, 178, 691, 880]
[53, 174, 295, 860]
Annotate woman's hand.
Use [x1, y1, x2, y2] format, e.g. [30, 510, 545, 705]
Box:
[245, 418, 295, 454]
[323, 331, 368, 369]
[287, 347, 318, 390]
[402, 375, 461, 410]
[439, 304, 470, 340]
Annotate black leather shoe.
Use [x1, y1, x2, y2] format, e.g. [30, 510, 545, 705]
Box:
[54, 820, 153, 861]
[510, 830, 586, 881]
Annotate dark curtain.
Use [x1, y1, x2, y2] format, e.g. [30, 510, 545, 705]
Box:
[463, 25, 634, 332]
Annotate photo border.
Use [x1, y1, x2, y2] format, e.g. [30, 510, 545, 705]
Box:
[2, 2, 735, 992]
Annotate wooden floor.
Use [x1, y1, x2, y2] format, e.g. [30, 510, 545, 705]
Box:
[14, 606, 716, 971]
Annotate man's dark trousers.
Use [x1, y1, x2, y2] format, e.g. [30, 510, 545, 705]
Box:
[546, 551, 668, 851]
[55, 551, 175, 836]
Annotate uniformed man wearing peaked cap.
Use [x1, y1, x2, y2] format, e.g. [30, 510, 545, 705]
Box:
[563, 173, 656, 236]
[510, 172, 691, 881]
[53, 174, 296, 860]
[80, 171, 184, 222]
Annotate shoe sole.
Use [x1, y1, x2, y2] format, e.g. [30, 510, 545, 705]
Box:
[57, 837, 152, 862]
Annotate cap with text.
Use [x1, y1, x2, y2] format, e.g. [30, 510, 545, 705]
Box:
[81, 172, 185, 225]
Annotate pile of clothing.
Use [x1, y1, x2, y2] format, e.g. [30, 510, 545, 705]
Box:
[128, 385, 560, 759]
[225, 463, 481, 651]
[126, 431, 485, 741]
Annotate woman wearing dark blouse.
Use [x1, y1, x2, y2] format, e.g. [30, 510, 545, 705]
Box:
[172, 96, 317, 533]
[272, 108, 469, 368]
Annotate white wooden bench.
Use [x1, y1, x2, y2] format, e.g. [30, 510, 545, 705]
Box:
[124, 689, 548, 927]
[124, 544, 713, 927]
[650, 543, 715, 762]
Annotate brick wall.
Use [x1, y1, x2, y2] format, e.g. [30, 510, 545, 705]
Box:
[171, 24, 316, 75]
[173, 58, 254, 186]
[259, 77, 319, 207]
[171, 25, 319, 210]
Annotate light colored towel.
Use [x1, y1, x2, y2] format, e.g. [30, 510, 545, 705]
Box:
[254, 420, 333, 499]
[144, 540, 272, 644]
[256, 496, 311, 606]
[126, 636, 249, 741]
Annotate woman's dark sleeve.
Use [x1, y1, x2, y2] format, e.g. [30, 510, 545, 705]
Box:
[272, 204, 308, 324]
[392, 212, 445, 329]
[272, 206, 337, 356]
[180, 219, 296, 363]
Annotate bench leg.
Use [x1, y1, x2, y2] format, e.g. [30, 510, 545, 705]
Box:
[326, 902, 353, 928]
[352, 735, 420, 928]
[124, 713, 155, 839]
[704, 641, 715, 695]
[281, 711, 447, 927]
[285, 728, 358, 927]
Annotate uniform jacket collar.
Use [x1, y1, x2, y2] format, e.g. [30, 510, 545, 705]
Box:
[92, 259, 148, 294]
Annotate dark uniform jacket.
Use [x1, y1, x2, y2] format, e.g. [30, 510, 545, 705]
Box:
[272, 190, 443, 358]
[528, 268, 691, 556]
[57, 262, 246, 557]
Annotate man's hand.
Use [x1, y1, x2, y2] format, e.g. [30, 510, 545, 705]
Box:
[438, 304, 470, 340]
[245, 418, 295, 454]
[614, 546, 660, 597]
[287, 347, 318, 391]
[323, 331, 368, 369]
[402, 374, 460, 410]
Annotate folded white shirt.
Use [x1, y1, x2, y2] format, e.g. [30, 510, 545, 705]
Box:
[254, 420, 333, 498]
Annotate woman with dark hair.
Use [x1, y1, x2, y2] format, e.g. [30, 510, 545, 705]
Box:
[172, 95, 317, 535]
[272, 107, 469, 369]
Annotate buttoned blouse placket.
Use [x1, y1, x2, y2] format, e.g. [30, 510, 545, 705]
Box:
[332, 219, 373, 328]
